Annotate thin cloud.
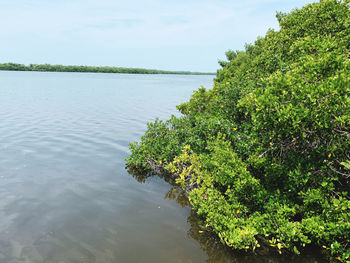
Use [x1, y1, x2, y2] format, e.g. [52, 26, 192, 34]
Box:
[0, 0, 317, 71]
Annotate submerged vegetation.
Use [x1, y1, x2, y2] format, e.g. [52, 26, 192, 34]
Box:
[0, 63, 214, 75]
[127, 0, 350, 262]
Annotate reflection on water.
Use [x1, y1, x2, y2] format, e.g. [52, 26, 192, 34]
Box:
[128, 168, 329, 263]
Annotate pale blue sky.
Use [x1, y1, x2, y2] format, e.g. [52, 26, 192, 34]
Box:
[0, 0, 317, 72]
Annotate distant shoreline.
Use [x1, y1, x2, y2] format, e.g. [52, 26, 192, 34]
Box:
[0, 63, 215, 75]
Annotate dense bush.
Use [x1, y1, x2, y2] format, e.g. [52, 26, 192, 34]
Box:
[127, 0, 350, 261]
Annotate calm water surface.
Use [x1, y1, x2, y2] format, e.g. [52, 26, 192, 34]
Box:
[0, 71, 327, 263]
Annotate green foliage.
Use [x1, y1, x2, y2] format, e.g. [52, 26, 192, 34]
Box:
[0, 62, 29, 71]
[128, 0, 350, 261]
[0, 63, 214, 75]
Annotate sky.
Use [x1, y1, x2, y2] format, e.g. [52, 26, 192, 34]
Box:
[0, 0, 317, 72]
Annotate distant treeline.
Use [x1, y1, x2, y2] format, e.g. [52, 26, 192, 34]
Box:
[0, 63, 214, 75]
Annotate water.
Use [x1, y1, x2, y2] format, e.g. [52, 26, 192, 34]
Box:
[0, 71, 326, 263]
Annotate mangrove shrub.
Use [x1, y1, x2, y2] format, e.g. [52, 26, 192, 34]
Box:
[127, 0, 350, 261]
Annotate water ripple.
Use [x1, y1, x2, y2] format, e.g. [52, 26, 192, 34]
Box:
[0, 71, 214, 263]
